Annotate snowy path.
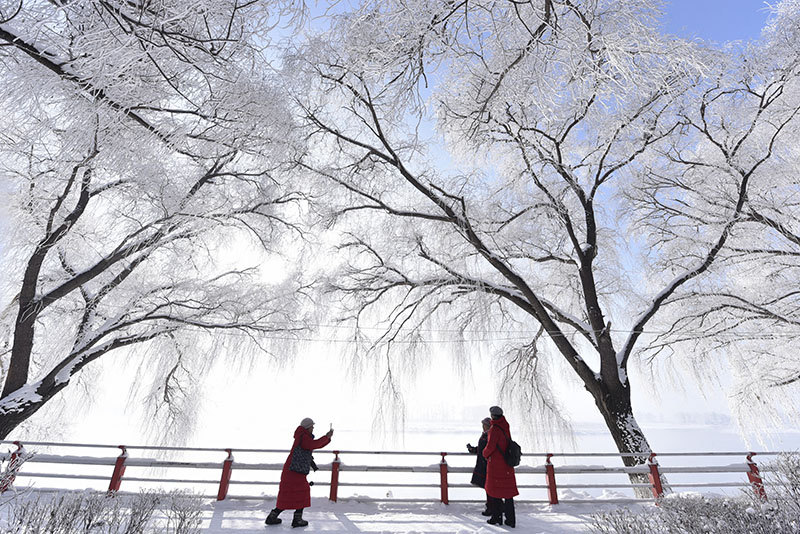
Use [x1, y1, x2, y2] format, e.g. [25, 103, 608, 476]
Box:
[203, 498, 610, 533]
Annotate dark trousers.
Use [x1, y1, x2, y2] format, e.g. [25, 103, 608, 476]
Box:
[268, 507, 304, 517]
[488, 496, 515, 525]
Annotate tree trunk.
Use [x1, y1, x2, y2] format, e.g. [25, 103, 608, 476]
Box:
[4, 310, 36, 399]
[3, 255, 46, 399]
[589, 378, 660, 498]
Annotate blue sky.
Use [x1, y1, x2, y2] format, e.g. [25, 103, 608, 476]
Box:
[663, 0, 771, 42]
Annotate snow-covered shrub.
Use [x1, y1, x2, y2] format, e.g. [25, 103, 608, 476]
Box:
[0, 489, 204, 534]
[589, 454, 800, 534]
[4, 492, 92, 533]
[591, 496, 798, 534]
[766, 452, 800, 519]
[122, 491, 159, 534]
[588, 508, 659, 534]
[163, 491, 203, 534]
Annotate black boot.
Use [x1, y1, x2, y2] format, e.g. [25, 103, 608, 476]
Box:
[504, 498, 516, 528]
[265, 508, 282, 525]
[292, 509, 308, 528]
[486, 496, 503, 525]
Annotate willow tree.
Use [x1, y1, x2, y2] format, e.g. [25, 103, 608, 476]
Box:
[0, 0, 306, 439]
[287, 0, 800, 471]
[632, 1, 800, 428]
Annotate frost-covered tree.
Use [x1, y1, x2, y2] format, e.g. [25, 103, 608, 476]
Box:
[632, 0, 800, 428]
[0, 0, 306, 439]
[286, 0, 800, 472]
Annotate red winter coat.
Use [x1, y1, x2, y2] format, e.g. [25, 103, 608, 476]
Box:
[276, 426, 331, 510]
[482, 416, 519, 499]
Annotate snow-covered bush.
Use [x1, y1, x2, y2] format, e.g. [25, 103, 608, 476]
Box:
[589, 454, 800, 534]
[163, 491, 204, 534]
[590, 497, 798, 534]
[767, 452, 800, 519]
[0, 489, 204, 534]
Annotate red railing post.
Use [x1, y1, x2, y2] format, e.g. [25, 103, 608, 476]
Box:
[329, 451, 341, 502]
[107, 445, 128, 495]
[439, 452, 449, 505]
[216, 449, 234, 501]
[647, 453, 664, 500]
[545, 453, 559, 505]
[0, 441, 24, 493]
[746, 452, 767, 501]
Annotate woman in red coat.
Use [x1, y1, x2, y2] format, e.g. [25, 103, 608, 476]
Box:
[265, 418, 333, 528]
[482, 406, 518, 528]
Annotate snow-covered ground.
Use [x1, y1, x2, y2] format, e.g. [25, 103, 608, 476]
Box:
[166, 496, 616, 533]
[0, 487, 633, 533]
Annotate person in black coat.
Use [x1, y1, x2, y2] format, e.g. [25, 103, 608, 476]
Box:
[467, 417, 492, 516]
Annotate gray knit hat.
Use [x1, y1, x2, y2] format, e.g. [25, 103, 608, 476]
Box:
[300, 417, 315, 429]
[489, 406, 503, 416]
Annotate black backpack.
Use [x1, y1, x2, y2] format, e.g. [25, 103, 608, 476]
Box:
[495, 426, 522, 467]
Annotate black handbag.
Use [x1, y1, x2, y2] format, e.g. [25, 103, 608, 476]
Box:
[289, 445, 314, 474]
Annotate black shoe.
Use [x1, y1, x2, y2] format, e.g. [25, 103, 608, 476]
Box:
[505, 519, 516, 528]
[487, 517, 502, 525]
[291, 518, 309, 528]
[481, 508, 492, 516]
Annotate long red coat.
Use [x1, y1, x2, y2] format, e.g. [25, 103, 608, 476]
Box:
[276, 426, 331, 510]
[482, 416, 519, 499]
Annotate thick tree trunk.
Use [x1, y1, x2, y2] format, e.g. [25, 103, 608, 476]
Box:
[4, 311, 36, 399]
[589, 377, 660, 498]
[3, 256, 46, 399]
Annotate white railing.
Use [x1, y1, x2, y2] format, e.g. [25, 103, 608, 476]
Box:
[0, 440, 784, 504]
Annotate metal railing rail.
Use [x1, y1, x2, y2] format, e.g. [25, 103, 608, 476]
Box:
[0, 440, 782, 504]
